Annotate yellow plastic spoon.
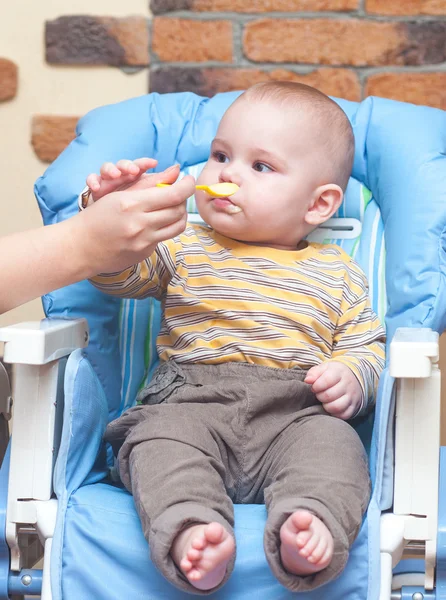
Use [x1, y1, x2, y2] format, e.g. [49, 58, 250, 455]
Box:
[156, 182, 239, 198]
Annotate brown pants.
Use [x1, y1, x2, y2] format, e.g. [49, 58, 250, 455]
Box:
[105, 361, 370, 594]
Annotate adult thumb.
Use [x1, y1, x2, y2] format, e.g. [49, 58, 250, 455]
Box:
[127, 164, 181, 191]
[154, 164, 181, 185]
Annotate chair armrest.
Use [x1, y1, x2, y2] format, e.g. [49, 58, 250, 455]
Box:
[390, 326, 440, 589]
[1, 318, 88, 571]
[0, 318, 89, 365]
[389, 327, 439, 378]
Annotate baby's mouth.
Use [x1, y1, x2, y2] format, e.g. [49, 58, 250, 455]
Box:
[212, 196, 243, 214]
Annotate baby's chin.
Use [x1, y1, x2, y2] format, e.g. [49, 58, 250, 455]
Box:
[197, 214, 236, 236]
[205, 221, 256, 244]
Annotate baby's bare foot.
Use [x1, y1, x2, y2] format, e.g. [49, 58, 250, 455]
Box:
[171, 522, 235, 591]
[280, 510, 333, 576]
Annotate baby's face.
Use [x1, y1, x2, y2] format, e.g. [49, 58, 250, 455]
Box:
[195, 97, 324, 250]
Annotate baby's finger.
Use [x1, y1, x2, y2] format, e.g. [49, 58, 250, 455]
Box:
[100, 162, 122, 179]
[304, 363, 329, 385]
[116, 159, 140, 175]
[336, 407, 357, 421]
[321, 395, 350, 416]
[311, 368, 342, 394]
[86, 173, 101, 192]
[133, 157, 158, 171]
[315, 380, 346, 404]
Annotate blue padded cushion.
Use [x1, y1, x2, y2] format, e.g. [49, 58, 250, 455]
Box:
[62, 485, 371, 600]
[50, 352, 395, 600]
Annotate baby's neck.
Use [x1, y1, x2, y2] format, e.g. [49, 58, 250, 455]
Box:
[235, 239, 308, 252]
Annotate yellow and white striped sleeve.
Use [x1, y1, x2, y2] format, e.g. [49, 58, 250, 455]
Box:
[89, 237, 180, 300]
[330, 259, 386, 416]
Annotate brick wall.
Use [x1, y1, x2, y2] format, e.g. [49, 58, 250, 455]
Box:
[149, 0, 446, 105]
[3, 1, 444, 162]
[0, 58, 18, 102]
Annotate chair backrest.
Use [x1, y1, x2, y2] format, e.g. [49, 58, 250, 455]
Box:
[34, 92, 446, 420]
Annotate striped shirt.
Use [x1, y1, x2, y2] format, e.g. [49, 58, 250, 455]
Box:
[91, 224, 386, 413]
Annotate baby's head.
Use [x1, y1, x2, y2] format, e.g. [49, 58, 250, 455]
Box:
[196, 81, 355, 250]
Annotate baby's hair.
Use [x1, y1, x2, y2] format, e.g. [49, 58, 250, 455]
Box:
[241, 81, 355, 192]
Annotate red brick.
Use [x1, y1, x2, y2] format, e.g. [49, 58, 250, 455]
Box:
[46, 16, 149, 66]
[244, 18, 446, 66]
[104, 17, 150, 66]
[366, 72, 446, 110]
[152, 18, 233, 62]
[0, 58, 18, 102]
[366, 0, 446, 16]
[151, 0, 193, 11]
[31, 116, 79, 163]
[151, 0, 358, 12]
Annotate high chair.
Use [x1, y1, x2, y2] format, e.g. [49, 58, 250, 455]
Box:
[0, 90, 446, 599]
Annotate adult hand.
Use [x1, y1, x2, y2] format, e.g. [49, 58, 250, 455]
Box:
[86, 157, 163, 201]
[0, 161, 195, 314]
[77, 162, 195, 274]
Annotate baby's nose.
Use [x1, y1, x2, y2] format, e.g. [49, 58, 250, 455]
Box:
[219, 163, 241, 186]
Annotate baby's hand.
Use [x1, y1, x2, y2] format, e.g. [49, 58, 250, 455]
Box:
[86, 158, 159, 201]
[304, 361, 363, 420]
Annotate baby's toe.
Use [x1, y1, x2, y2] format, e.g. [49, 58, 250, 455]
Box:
[307, 537, 327, 564]
[290, 510, 313, 532]
[187, 547, 202, 562]
[299, 532, 320, 558]
[180, 557, 193, 572]
[204, 523, 225, 544]
[192, 536, 206, 551]
[296, 530, 312, 548]
[320, 545, 333, 565]
[188, 568, 202, 581]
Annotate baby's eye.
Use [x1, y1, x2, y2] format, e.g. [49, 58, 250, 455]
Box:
[253, 162, 273, 173]
[212, 151, 229, 164]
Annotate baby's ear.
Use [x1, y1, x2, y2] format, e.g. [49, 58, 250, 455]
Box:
[304, 184, 343, 226]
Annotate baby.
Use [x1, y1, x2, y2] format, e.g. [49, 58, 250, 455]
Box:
[85, 82, 385, 594]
